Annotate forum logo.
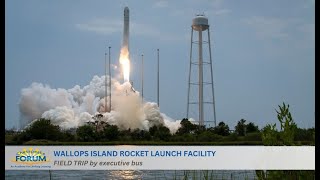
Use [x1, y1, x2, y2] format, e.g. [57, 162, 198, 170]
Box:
[11, 147, 50, 165]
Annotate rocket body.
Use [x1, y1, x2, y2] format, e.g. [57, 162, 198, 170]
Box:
[119, 6, 130, 82]
[123, 7, 129, 49]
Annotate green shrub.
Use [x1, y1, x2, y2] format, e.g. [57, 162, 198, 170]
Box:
[244, 132, 262, 141]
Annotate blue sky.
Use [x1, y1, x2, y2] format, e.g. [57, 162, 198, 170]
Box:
[5, 0, 314, 129]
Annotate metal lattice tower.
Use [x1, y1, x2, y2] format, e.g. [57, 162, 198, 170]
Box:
[187, 15, 217, 127]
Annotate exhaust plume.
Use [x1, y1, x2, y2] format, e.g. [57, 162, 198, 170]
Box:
[19, 76, 183, 134]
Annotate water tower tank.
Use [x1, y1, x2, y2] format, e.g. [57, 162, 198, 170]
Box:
[192, 15, 209, 31]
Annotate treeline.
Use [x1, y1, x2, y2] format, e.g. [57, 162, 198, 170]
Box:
[5, 102, 315, 179]
[5, 117, 314, 145]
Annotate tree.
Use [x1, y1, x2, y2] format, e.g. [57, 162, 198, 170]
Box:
[294, 127, 315, 142]
[149, 124, 171, 141]
[61, 131, 76, 142]
[257, 102, 315, 179]
[76, 125, 97, 142]
[12, 131, 32, 144]
[261, 103, 296, 146]
[212, 121, 230, 136]
[197, 131, 223, 142]
[155, 125, 171, 141]
[5, 128, 16, 135]
[101, 125, 119, 141]
[25, 118, 63, 141]
[246, 122, 259, 133]
[261, 124, 279, 145]
[276, 102, 295, 145]
[235, 119, 246, 136]
[149, 125, 158, 137]
[118, 128, 132, 141]
[141, 130, 152, 141]
[276, 103, 292, 130]
[131, 129, 151, 141]
[194, 125, 206, 135]
[176, 118, 197, 135]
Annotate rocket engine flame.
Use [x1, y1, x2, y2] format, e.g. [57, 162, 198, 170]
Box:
[119, 46, 130, 82]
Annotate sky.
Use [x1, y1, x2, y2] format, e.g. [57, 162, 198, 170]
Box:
[5, 0, 314, 130]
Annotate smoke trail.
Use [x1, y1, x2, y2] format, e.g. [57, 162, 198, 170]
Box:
[19, 75, 182, 133]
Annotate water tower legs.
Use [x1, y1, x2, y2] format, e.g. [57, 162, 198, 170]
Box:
[187, 17, 217, 127]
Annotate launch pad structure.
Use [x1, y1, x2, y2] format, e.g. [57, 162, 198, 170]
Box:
[105, 46, 111, 113]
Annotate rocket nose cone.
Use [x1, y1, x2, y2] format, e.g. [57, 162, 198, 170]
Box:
[124, 7, 129, 12]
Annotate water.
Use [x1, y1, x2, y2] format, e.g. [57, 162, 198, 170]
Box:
[5, 170, 257, 179]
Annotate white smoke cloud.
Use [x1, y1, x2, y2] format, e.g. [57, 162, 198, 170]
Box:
[19, 83, 73, 128]
[19, 75, 183, 133]
[42, 106, 80, 129]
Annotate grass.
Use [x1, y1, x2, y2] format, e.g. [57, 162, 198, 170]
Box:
[17, 140, 266, 145]
[5, 135, 314, 146]
[5, 134, 15, 144]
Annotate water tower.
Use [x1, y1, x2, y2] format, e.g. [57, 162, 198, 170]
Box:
[187, 15, 217, 127]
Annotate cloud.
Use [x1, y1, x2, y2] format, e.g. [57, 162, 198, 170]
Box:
[243, 16, 290, 40]
[168, 0, 230, 17]
[75, 17, 183, 42]
[132, 22, 183, 42]
[75, 18, 122, 35]
[213, 9, 231, 16]
[209, 0, 225, 9]
[153, 1, 169, 8]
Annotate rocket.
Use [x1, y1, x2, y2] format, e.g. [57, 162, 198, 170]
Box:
[123, 7, 129, 49]
[120, 6, 130, 83]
